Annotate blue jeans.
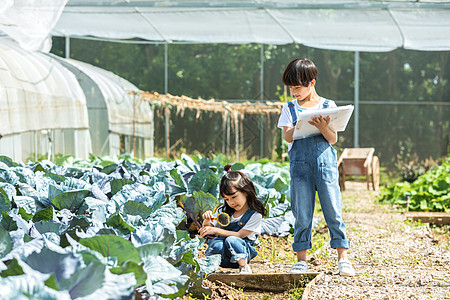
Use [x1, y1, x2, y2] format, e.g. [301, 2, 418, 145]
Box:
[289, 135, 350, 252]
[206, 236, 257, 268]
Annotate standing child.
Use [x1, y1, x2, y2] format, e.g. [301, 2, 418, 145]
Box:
[277, 58, 355, 276]
[199, 164, 267, 274]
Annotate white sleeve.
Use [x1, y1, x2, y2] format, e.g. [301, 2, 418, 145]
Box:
[242, 213, 262, 234]
[277, 104, 293, 129]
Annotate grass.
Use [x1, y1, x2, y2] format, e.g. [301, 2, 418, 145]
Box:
[431, 225, 450, 250]
[257, 219, 331, 265]
[285, 280, 306, 300]
[257, 235, 297, 264]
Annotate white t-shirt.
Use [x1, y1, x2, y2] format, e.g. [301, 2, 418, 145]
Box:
[277, 98, 337, 151]
[212, 207, 262, 241]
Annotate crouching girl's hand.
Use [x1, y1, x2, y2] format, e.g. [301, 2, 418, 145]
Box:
[202, 210, 214, 221]
[199, 226, 217, 238]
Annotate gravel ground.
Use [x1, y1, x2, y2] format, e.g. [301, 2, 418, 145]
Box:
[200, 181, 450, 299]
[306, 181, 450, 300]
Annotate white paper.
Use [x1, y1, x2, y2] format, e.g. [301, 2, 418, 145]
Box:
[292, 105, 354, 140]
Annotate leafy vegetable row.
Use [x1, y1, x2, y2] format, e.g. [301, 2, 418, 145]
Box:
[0, 154, 296, 299]
[378, 156, 450, 212]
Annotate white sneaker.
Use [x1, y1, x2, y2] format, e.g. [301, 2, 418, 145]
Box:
[338, 258, 355, 276]
[239, 264, 252, 274]
[290, 261, 308, 273]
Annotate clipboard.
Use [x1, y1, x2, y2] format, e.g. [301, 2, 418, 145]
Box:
[292, 105, 354, 140]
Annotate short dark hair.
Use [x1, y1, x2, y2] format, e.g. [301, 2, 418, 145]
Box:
[282, 58, 318, 87]
[220, 164, 267, 217]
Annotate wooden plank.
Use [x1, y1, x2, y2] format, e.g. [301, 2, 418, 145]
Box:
[207, 272, 321, 292]
[344, 148, 373, 159]
[405, 212, 450, 225]
[302, 272, 324, 300]
[342, 159, 366, 175]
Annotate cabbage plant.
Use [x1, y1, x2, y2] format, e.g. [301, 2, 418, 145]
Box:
[0, 154, 299, 299]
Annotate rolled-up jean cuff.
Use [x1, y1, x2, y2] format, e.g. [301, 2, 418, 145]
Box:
[292, 241, 312, 252]
[231, 253, 248, 263]
[330, 239, 350, 249]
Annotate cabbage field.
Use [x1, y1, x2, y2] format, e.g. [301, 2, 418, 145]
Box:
[0, 154, 295, 299]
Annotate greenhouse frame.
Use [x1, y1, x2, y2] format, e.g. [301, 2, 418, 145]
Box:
[0, 38, 154, 162]
[54, 0, 450, 152]
[0, 0, 449, 162]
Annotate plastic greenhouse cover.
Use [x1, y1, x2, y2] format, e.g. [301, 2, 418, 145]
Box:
[0, 0, 68, 51]
[1, 1, 449, 52]
[59, 58, 153, 139]
[51, 0, 450, 52]
[0, 39, 89, 136]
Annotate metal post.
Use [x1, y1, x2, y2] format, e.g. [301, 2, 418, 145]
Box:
[65, 36, 70, 59]
[240, 114, 244, 157]
[164, 43, 170, 157]
[34, 131, 38, 161]
[226, 113, 231, 156]
[132, 93, 136, 156]
[260, 44, 264, 158]
[260, 114, 264, 158]
[164, 43, 168, 94]
[260, 44, 264, 101]
[354, 51, 360, 148]
[235, 113, 239, 161]
[222, 113, 226, 155]
[165, 106, 170, 157]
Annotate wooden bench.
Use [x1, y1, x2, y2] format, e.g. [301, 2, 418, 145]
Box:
[405, 212, 450, 225]
[337, 148, 380, 191]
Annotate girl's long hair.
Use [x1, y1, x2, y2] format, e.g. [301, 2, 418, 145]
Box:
[219, 164, 267, 217]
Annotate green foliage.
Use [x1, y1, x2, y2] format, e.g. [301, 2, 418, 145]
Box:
[0, 258, 24, 277]
[51, 190, 90, 213]
[123, 201, 153, 219]
[394, 152, 438, 183]
[0, 226, 12, 259]
[0, 188, 11, 213]
[181, 191, 219, 228]
[379, 156, 450, 212]
[0, 153, 301, 298]
[50, 38, 449, 166]
[80, 235, 141, 265]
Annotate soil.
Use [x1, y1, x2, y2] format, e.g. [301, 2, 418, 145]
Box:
[184, 181, 450, 300]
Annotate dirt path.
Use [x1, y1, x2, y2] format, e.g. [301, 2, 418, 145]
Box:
[307, 181, 450, 300]
[200, 181, 450, 299]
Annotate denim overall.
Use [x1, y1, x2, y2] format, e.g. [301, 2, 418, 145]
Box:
[205, 209, 258, 268]
[288, 100, 350, 252]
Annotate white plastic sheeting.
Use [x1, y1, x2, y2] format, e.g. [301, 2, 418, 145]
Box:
[51, 0, 450, 52]
[0, 38, 154, 161]
[0, 39, 88, 135]
[55, 58, 154, 157]
[1, 1, 449, 52]
[0, 38, 91, 161]
[65, 59, 153, 139]
[0, 0, 68, 51]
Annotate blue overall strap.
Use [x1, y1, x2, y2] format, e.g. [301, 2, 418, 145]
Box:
[219, 209, 256, 231]
[287, 101, 297, 126]
[214, 209, 256, 242]
[323, 99, 330, 109]
[237, 209, 258, 244]
[237, 209, 256, 227]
